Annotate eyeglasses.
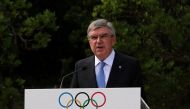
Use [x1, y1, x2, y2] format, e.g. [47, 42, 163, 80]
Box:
[88, 34, 113, 41]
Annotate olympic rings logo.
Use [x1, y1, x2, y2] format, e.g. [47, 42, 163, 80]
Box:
[58, 91, 106, 109]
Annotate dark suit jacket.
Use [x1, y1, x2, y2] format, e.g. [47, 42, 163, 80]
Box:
[71, 52, 144, 87]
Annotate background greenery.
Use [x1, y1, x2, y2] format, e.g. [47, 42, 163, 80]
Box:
[0, 0, 189, 109]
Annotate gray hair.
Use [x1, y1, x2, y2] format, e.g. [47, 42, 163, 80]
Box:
[87, 19, 116, 37]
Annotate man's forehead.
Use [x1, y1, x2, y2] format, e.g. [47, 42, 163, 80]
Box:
[88, 27, 112, 35]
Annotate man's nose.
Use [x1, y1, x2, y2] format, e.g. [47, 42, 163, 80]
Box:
[97, 36, 102, 42]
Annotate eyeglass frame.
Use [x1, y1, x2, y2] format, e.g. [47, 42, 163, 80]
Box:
[88, 33, 114, 41]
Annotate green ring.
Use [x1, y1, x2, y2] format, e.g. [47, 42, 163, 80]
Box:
[82, 99, 98, 109]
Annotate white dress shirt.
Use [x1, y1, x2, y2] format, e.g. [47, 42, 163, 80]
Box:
[95, 49, 115, 85]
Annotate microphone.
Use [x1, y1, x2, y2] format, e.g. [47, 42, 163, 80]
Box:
[59, 66, 87, 88]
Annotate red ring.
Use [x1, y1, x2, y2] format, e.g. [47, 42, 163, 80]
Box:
[91, 92, 106, 107]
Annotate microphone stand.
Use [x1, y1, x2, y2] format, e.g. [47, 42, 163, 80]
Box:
[59, 71, 75, 88]
[59, 67, 87, 88]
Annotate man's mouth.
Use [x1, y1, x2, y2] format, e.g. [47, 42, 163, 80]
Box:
[97, 46, 104, 49]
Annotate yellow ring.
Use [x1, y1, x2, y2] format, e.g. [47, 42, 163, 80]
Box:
[66, 99, 82, 109]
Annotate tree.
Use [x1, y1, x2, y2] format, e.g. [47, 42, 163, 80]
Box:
[92, 0, 190, 108]
[0, 0, 58, 108]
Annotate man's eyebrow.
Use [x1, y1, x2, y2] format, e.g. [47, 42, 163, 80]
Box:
[101, 33, 109, 35]
[91, 33, 110, 36]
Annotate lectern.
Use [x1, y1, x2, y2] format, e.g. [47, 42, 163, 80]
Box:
[25, 88, 149, 109]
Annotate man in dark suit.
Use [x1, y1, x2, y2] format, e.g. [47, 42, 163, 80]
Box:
[70, 19, 145, 98]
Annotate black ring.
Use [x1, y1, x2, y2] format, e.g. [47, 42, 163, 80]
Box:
[75, 92, 90, 107]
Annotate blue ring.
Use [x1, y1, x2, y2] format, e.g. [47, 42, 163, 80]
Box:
[58, 92, 74, 108]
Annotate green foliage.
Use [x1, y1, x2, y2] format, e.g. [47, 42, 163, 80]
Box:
[0, 78, 25, 109]
[62, 0, 99, 59]
[0, 0, 58, 68]
[20, 9, 58, 49]
[0, 0, 58, 108]
[92, 0, 190, 108]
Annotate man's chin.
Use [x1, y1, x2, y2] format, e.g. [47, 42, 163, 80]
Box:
[95, 53, 106, 60]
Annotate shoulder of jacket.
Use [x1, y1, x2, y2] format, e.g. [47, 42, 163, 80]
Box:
[76, 55, 94, 64]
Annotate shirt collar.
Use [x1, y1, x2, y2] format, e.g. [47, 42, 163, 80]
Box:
[95, 49, 115, 66]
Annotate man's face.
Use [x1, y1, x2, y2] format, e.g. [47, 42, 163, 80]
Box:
[88, 27, 116, 60]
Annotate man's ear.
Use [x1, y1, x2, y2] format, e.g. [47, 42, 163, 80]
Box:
[112, 36, 116, 46]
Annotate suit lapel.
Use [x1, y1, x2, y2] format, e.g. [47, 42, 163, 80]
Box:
[83, 56, 97, 88]
[106, 53, 127, 87]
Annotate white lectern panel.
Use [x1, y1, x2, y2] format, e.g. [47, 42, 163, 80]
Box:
[25, 88, 140, 109]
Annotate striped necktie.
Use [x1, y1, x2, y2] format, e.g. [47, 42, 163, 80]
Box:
[97, 61, 106, 88]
